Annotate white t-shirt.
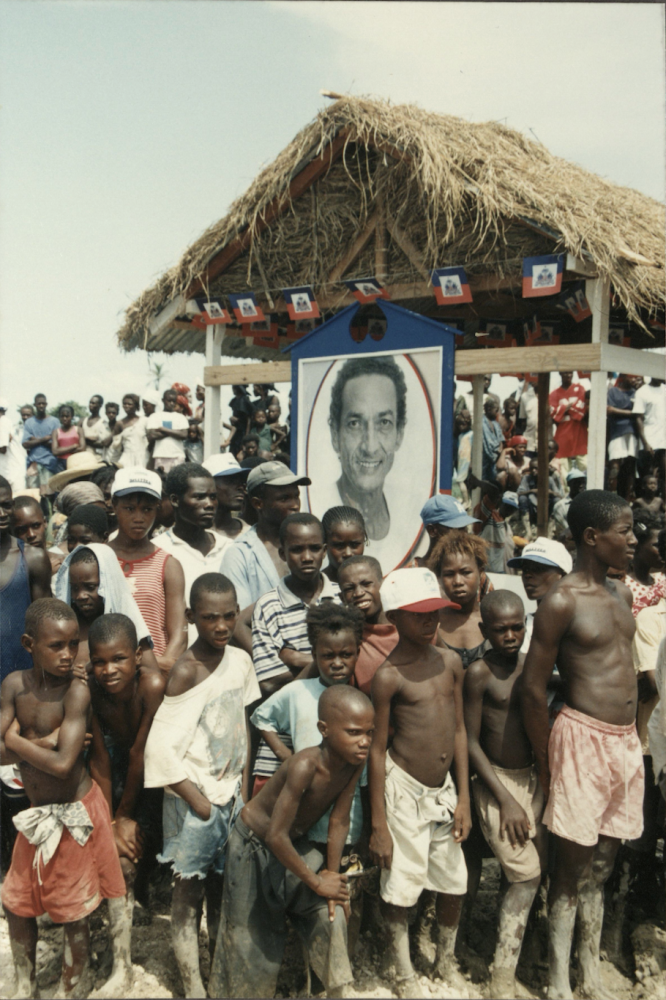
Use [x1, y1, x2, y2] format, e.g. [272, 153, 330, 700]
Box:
[648, 636, 666, 784]
[519, 386, 538, 452]
[144, 646, 260, 806]
[633, 382, 666, 450]
[147, 411, 189, 459]
[154, 527, 232, 641]
[0, 415, 26, 493]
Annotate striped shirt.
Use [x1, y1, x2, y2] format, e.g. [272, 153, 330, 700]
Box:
[117, 547, 170, 656]
[251, 574, 340, 776]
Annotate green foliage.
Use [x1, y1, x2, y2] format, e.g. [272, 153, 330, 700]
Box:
[147, 354, 170, 391]
[48, 400, 88, 421]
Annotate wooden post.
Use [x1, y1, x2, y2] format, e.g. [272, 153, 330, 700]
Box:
[536, 373, 550, 537]
[374, 195, 387, 282]
[471, 374, 484, 511]
[203, 325, 224, 459]
[586, 277, 610, 490]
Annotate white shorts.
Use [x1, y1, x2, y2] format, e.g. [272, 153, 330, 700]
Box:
[380, 753, 468, 907]
[608, 433, 638, 461]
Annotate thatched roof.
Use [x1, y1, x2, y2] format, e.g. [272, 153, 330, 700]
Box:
[118, 95, 665, 356]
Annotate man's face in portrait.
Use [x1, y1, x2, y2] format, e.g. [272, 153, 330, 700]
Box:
[330, 374, 404, 494]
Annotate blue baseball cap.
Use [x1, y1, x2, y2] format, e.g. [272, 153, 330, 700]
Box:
[420, 494, 480, 528]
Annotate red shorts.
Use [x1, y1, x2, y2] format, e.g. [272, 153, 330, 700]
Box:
[252, 775, 270, 799]
[544, 706, 644, 847]
[1, 780, 125, 924]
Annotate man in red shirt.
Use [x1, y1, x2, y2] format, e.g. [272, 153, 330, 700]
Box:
[549, 371, 588, 476]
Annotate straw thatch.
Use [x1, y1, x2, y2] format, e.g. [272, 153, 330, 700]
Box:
[118, 95, 665, 353]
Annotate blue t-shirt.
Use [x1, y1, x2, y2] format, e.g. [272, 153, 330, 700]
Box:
[251, 677, 366, 844]
[22, 415, 60, 470]
[607, 386, 635, 441]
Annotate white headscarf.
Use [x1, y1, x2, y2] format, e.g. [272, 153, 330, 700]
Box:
[54, 542, 153, 647]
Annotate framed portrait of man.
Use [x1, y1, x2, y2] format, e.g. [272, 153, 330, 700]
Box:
[288, 302, 456, 573]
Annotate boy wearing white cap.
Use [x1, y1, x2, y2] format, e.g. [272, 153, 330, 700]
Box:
[369, 568, 471, 997]
[109, 469, 187, 670]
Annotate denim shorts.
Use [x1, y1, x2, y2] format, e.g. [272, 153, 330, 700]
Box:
[158, 788, 242, 879]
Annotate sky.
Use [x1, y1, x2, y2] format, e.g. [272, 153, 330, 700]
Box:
[0, 0, 664, 419]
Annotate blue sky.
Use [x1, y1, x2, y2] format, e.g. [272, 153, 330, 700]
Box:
[0, 1, 663, 416]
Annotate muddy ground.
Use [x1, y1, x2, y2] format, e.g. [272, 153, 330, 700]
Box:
[1, 857, 664, 999]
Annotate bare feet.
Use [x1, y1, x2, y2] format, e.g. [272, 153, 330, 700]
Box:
[578, 981, 620, 1000]
[432, 957, 469, 995]
[394, 974, 422, 999]
[92, 966, 132, 999]
[490, 967, 519, 1000]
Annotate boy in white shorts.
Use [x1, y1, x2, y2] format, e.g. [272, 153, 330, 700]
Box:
[369, 568, 471, 998]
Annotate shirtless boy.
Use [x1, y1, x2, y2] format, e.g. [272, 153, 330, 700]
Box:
[88, 613, 166, 994]
[522, 490, 642, 1000]
[369, 568, 471, 997]
[464, 590, 545, 999]
[208, 684, 374, 999]
[0, 598, 125, 999]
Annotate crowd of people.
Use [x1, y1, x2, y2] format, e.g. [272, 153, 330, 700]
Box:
[0, 371, 664, 1000]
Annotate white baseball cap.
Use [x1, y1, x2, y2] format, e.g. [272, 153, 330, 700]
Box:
[380, 568, 460, 613]
[142, 389, 161, 406]
[508, 538, 572, 575]
[111, 468, 162, 501]
[203, 454, 250, 479]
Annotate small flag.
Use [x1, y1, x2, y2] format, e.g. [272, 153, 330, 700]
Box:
[367, 318, 387, 342]
[344, 277, 389, 303]
[194, 296, 232, 325]
[247, 319, 279, 349]
[286, 318, 316, 340]
[609, 324, 630, 347]
[522, 254, 564, 298]
[432, 267, 473, 305]
[556, 281, 591, 322]
[282, 286, 320, 321]
[228, 292, 266, 325]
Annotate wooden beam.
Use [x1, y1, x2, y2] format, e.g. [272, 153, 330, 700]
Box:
[454, 343, 602, 376]
[375, 195, 387, 282]
[599, 343, 666, 380]
[386, 213, 430, 282]
[470, 374, 484, 511]
[186, 131, 349, 298]
[536, 372, 550, 537]
[327, 211, 379, 282]
[586, 276, 610, 490]
[204, 361, 292, 387]
[204, 325, 223, 458]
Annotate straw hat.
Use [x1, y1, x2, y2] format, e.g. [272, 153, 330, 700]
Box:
[46, 453, 108, 494]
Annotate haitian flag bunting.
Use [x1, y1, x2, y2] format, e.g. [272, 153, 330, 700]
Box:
[344, 277, 389, 303]
[431, 267, 473, 305]
[194, 296, 232, 325]
[248, 319, 279, 349]
[282, 286, 320, 321]
[522, 254, 564, 298]
[228, 292, 266, 325]
[556, 281, 592, 322]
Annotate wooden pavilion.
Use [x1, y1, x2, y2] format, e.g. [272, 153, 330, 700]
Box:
[117, 95, 665, 531]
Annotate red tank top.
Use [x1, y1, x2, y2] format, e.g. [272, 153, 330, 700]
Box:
[117, 547, 170, 656]
[57, 427, 80, 459]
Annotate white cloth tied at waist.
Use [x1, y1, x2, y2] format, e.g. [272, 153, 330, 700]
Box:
[385, 752, 458, 824]
[13, 800, 93, 883]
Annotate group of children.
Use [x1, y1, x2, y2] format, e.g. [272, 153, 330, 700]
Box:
[0, 486, 651, 1000]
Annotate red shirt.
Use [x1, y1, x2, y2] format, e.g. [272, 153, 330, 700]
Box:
[549, 383, 588, 458]
[352, 623, 399, 695]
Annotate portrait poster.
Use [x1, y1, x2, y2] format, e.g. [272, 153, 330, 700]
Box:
[297, 346, 442, 573]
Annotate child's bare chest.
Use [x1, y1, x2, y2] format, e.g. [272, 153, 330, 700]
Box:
[98, 697, 141, 745]
[17, 689, 65, 739]
[569, 592, 634, 649]
[396, 669, 453, 711]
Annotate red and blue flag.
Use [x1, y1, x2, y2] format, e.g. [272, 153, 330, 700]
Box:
[228, 292, 266, 325]
[522, 255, 564, 298]
[282, 286, 320, 321]
[556, 281, 591, 322]
[344, 277, 389, 303]
[432, 267, 473, 305]
[194, 297, 232, 325]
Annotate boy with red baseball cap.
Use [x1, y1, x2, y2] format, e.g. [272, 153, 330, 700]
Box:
[368, 568, 471, 997]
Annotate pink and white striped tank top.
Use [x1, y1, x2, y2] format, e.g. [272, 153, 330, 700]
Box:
[117, 547, 170, 656]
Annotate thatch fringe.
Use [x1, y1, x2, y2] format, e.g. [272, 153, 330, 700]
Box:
[118, 95, 665, 351]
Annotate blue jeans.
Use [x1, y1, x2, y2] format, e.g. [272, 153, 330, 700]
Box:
[159, 788, 242, 880]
